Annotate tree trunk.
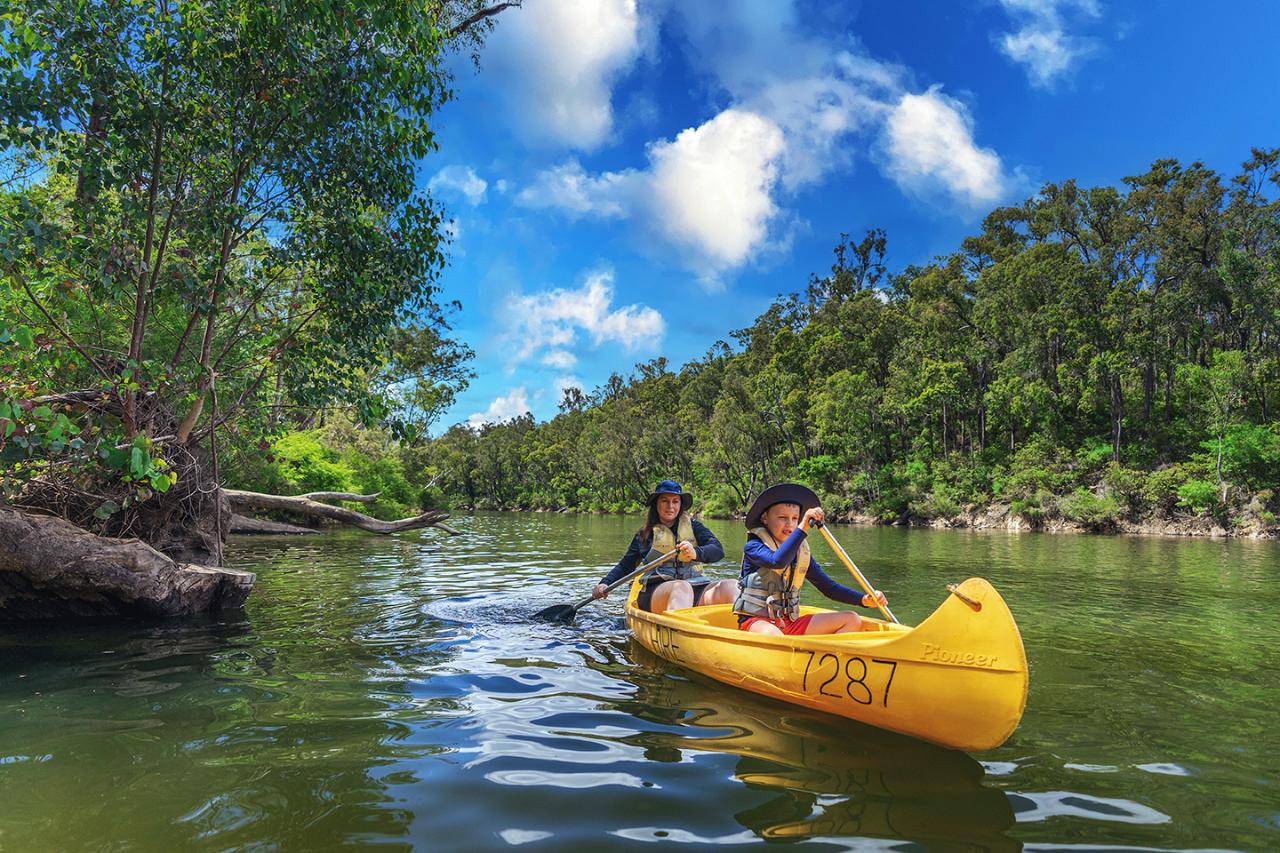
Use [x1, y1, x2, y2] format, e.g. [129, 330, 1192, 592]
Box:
[1111, 373, 1123, 463]
[0, 507, 254, 619]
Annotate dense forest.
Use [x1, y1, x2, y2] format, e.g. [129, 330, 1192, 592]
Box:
[3, 3, 1277, 541]
[370, 150, 1278, 533]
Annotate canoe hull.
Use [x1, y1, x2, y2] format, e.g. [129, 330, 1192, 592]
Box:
[626, 576, 1028, 752]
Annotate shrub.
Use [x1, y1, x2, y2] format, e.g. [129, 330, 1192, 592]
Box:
[1102, 463, 1148, 516]
[271, 432, 356, 494]
[1075, 436, 1114, 472]
[909, 481, 962, 520]
[1060, 488, 1121, 528]
[1010, 497, 1043, 521]
[345, 453, 417, 518]
[1176, 479, 1220, 514]
[1217, 423, 1280, 490]
[419, 484, 447, 510]
[1011, 489, 1059, 522]
[1003, 437, 1075, 499]
[1144, 464, 1198, 516]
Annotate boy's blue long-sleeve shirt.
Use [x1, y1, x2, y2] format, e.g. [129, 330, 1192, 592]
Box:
[600, 519, 724, 586]
[740, 527, 865, 607]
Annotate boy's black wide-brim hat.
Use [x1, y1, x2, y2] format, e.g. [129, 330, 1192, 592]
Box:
[744, 483, 820, 529]
[647, 479, 693, 511]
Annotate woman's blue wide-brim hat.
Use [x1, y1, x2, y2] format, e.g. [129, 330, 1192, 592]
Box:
[647, 479, 693, 511]
[744, 483, 819, 529]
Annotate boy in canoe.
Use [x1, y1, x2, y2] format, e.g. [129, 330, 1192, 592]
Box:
[735, 483, 888, 635]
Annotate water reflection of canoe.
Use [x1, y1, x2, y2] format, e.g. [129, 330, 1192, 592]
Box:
[623, 645, 1018, 846]
[626, 575, 1028, 752]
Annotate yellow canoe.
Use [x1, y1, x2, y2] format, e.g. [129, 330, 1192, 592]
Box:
[626, 576, 1028, 752]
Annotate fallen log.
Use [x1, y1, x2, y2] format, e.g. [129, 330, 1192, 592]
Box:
[221, 489, 462, 535]
[228, 513, 316, 535]
[0, 507, 254, 619]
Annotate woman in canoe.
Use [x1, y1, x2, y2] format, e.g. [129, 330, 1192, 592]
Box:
[735, 483, 887, 635]
[593, 480, 737, 614]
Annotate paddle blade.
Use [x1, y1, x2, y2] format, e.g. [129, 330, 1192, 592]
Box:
[532, 603, 576, 623]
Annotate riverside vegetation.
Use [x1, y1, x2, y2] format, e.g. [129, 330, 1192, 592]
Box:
[235, 151, 1280, 538]
[0, 1, 517, 615]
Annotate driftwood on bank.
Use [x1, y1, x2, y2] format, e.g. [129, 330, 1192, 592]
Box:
[222, 489, 463, 536]
[0, 507, 254, 619]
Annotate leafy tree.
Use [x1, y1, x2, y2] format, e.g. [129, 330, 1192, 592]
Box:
[1, 0, 509, 558]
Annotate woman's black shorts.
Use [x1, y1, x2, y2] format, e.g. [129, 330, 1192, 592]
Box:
[636, 576, 711, 612]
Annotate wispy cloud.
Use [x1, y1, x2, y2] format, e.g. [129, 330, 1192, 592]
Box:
[516, 160, 635, 219]
[428, 165, 488, 205]
[996, 0, 1101, 88]
[501, 269, 664, 369]
[540, 350, 578, 370]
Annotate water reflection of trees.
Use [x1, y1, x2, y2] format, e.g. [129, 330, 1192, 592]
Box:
[613, 641, 1019, 849]
[0, 534, 458, 851]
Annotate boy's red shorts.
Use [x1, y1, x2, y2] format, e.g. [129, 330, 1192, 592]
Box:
[738, 614, 815, 635]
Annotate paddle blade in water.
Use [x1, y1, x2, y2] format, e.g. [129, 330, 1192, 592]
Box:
[533, 603, 576, 623]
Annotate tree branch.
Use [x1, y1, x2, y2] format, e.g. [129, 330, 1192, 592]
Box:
[448, 2, 519, 38]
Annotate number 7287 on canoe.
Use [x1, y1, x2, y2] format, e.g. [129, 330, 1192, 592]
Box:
[627, 575, 1028, 753]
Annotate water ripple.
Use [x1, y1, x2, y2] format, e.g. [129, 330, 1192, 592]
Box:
[1, 515, 1276, 851]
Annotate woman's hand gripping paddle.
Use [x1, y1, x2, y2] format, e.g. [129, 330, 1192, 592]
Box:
[811, 520, 898, 624]
[533, 549, 680, 624]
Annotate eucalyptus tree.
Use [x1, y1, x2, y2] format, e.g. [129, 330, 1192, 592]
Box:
[0, 1, 514, 561]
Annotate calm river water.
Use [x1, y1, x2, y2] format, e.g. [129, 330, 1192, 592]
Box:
[1, 512, 1277, 851]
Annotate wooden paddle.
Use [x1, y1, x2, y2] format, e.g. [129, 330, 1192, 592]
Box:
[811, 520, 899, 624]
[533, 548, 680, 624]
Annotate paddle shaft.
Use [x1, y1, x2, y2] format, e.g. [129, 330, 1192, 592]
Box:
[566, 548, 681, 614]
[811, 520, 899, 624]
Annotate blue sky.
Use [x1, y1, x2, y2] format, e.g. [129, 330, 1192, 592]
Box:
[421, 0, 1280, 430]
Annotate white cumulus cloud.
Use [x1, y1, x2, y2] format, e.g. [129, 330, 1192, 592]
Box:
[428, 165, 488, 205]
[996, 0, 1101, 88]
[482, 0, 641, 150]
[518, 110, 786, 281]
[647, 109, 785, 272]
[503, 269, 664, 368]
[669, 2, 895, 192]
[881, 87, 1009, 208]
[467, 387, 531, 428]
